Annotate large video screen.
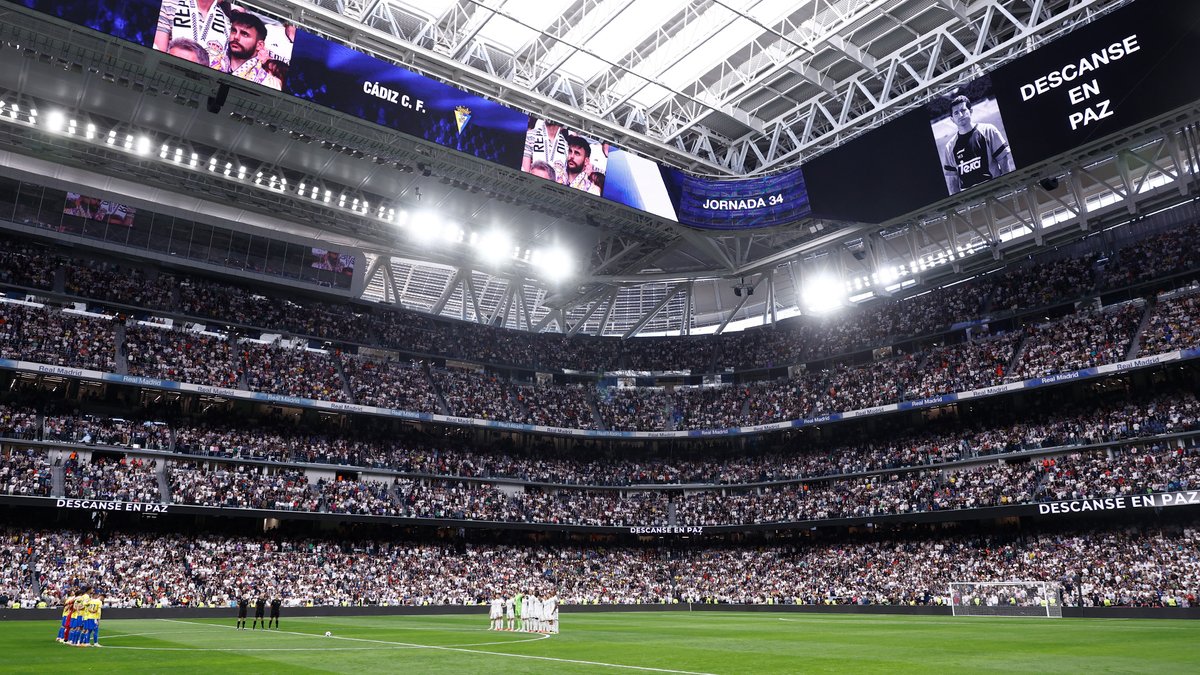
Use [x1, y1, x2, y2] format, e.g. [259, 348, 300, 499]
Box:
[990, 0, 1200, 166]
[601, 148, 678, 221]
[63, 192, 137, 227]
[658, 166, 811, 230]
[286, 32, 529, 167]
[152, 0, 294, 91]
[16, 0, 1200, 229]
[309, 247, 355, 277]
[13, 0, 160, 45]
[521, 117, 608, 195]
[927, 75, 1017, 196]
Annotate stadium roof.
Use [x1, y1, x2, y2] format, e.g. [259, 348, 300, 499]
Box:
[2, 0, 1188, 338]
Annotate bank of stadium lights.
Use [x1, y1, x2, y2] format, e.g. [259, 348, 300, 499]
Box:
[409, 210, 441, 244]
[802, 275, 845, 314]
[19, 109, 349, 220]
[475, 230, 512, 265]
[441, 222, 464, 245]
[4, 108, 574, 278]
[531, 247, 572, 282]
[44, 110, 64, 133]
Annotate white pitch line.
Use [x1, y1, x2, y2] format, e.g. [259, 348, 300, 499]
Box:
[99, 629, 246, 641]
[777, 617, 1015, 627]
[102, 626, 548, 650]
[160, 619, 719, 675]
[100, 645, 427, 652]
[776, 616, 1194, 628]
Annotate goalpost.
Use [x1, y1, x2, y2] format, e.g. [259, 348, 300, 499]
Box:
[949, 581, 1063, 618]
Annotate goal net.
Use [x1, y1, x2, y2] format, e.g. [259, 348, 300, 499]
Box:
[949, 581, 1063, 617]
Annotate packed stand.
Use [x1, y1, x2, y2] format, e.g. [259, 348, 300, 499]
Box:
[11, 526, 1198, 608]
[1100, 221, 1200, 290]
[740, 355, 924, 425]
[146, 437, 1200, 527]
[672, 387, 747, 431]
[671, 462, 1044, 525]
[431, 369, 520, 421]
[375, 304, 540, 368]
[42, 415, 171, 450]
[727, 281, 989, 370]
[1038, 442, 1200, 500]
[174, 423, 386, 466]
[150, 391, 1200, 489]
[532, 334, 621, 373]
[907, 332, 1020, 397]
[340, 356, 441, 413]
[370, 310, 439, 358]
[65, 264, 176, 310]
[0, 236, 56, 290]
[1010, 304, 1144, 380]
[597, 388, 670, 431]
[0, 530, 40, 609]
[513, 383, 598, 430]
[167, 462, 317, 511]
[990, 255, 1097, 312]
[241, 342, 349, 402]
[0, 449, 52, 496]
[393, 479, 669, 526]
[179, 278, 373, 344]
[621, 336, 717, 373]
[123, 324, 240, 387]
[316, 477, 398, 516]
[3, 218, 1199, 382]
[63, 455, 160, 502]
[0, 303, 115, 371]
[0, 405, 40, 441]
[1139, 290, 1200, 357]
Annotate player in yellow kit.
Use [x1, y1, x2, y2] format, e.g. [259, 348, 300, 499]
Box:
[83, 593, 103, 647]
[67, 588, 90, 646]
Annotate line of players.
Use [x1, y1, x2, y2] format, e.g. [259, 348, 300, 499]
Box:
[56, 588, 103, 647]
[489, 591, 558, 634]
[236, 594, 282, 630]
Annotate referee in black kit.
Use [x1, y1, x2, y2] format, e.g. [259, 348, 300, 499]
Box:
[269, 595, 281, 629]
[236, 596, 249, 630]
[253, 594, 267, 629]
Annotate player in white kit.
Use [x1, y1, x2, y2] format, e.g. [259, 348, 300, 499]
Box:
[530, 594, 543, 632]
[544, 592, 559, 634]
[520, 593, 533, 632]
[504, 595, 516, 631]
[489, 596, 503, 630]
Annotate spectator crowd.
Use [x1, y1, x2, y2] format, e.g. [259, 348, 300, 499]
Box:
[2, 525, 1195, 609]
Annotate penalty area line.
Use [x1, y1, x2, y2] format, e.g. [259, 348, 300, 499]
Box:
[159, 619, 719, 674]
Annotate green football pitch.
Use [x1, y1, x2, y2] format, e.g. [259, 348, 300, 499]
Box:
[4, 612, 1198, 674]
